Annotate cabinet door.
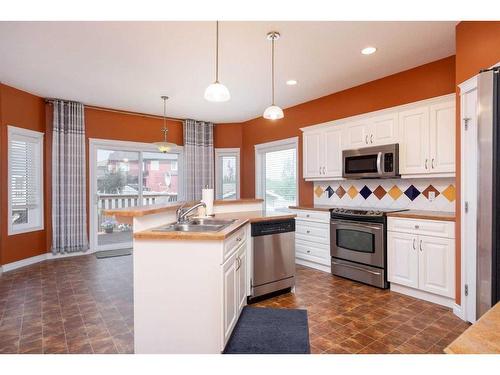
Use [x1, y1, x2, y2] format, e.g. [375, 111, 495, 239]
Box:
[418, 235, 455, 298]
[344, 120, 370, 149]
[222, 254, 238, 344]
[370, 113, 398, 146]
[303, 131, 322, 178]
[429, 101, 455, 174]
[236, 245, 247, 313]
[399, 106, 430, 175]
[323, 126, 343, 178]
[387, 231, 419, 288]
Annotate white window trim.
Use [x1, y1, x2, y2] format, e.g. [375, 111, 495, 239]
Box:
[7, 125, 44, 235]
[255, 137, 299, 210]
[215, 148, 240, 200]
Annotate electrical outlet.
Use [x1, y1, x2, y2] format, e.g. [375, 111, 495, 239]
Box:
[428, 191, 436, 201]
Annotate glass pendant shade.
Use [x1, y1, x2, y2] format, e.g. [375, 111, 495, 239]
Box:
[204, 81, 230, 102]
[263, 105, 284, 120]
[154, 141, 176, 153]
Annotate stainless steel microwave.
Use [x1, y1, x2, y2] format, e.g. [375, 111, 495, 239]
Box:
[342, 143, 399, 179]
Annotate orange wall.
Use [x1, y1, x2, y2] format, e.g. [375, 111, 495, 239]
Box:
[454, 21, 500, 304]
[0, 84, 48, 265]
[214, 123, 242, 149]
[236, 56, 456, 205]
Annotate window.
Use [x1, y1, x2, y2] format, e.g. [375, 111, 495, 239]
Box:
[215, 148, 240, 200]
[8, 126, 44, 235]
[255, 137, 298, 212]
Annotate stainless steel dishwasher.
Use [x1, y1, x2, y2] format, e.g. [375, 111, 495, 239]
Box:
[250, 219, 295, 300]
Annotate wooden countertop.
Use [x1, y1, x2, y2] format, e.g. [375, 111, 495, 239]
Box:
[386, 210, 456, 222]
[103, 198, 264, 218]
[445, 302, 500, 354]
[133, 210, 296, 241]
[288, 204, 333, 212]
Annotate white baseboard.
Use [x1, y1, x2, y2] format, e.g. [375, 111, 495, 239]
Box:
[1, 248, 97, 273]
[453, 303, 466, 321]
[296, 259, 331, 273]
[390, 283, 455, 309]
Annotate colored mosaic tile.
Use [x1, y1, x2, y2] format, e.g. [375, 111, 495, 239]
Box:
[336, 186, 346, 199]
[404, 185, 421, 201]
[314, 185, 324, 198]
[373, 185, 387, 200]
[325, 186, 335, 198]
[442, 184, 456, 202]
[388, 185, 403, 200]
[347, 185, 358, 199]
[359, 185, 372, 199]
[422, 185, 440, 200]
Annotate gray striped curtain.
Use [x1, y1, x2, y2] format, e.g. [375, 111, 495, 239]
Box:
[183, 119, 214, 200]
[52, 100, 89, 254]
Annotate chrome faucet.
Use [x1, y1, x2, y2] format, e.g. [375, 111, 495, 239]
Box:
[176, 202, 206, 223]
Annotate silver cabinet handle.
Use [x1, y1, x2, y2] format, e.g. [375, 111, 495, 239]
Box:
[236, 237, 242, 242]
[431, 158, 435, 169]
[306, 250, 311, 254]
[331, 260, 382, 276]
[236, 256, 241, 271]
[306, 230, 310, 234]
[419, 240, 423, 252]
[413, 238, 416, 250]
[365, 135, 368, 144]
[323, 166, 326, 174]
[370, 134, 373, 143]
[425, 159, 428, 169]
[306, 214, 310, 218]
[414, 224, 420, 229]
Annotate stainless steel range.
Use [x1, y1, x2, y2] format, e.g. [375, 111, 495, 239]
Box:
[330, 207, 408, 289]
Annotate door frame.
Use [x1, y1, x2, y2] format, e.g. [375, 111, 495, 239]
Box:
[214, 148, 240, 200]
[89, 138, 184, 251]
[459, 75, 478, 322]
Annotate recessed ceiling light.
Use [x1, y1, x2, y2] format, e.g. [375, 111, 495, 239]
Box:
[361, 46, 377, 55]
[286, 79, 297, 86]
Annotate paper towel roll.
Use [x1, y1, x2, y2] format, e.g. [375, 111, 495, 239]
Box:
[202, 188, 214, 216]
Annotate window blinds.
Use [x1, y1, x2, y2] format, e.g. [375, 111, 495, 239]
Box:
[264, 147, 297, 210]
[10, 138, 39, 209]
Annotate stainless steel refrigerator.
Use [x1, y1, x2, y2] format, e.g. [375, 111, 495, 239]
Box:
[477, 67, 500, 318]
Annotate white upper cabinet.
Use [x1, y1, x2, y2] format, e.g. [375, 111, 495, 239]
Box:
[303, 131, 322, 178]
[429, 101, 456, 174]
[301, 94, 455, 181]
[302, 124, 343, 180]
[323, 127, 343, 178]
[399, 106, 430, 175]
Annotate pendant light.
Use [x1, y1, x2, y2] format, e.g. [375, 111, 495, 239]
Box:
[154, 96, 177, 153]
[204, 21, 230, 102]
[263, 31, 284, 120]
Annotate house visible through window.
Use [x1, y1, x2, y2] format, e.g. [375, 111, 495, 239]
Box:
[8, 126, 44, 235]
[215, 148, 240, 200]
[255, 137, 298, 212]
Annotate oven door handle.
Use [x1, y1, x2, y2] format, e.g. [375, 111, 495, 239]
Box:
[377, 152, 383, 175]
[331, 260, 382, 276]
[331, 219, 383, 231]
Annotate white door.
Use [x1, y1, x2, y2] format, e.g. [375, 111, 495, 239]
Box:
[323, 126, 343, 178]
[222, 254, 238, 344]
[418, 235, 455, 298]
[302, 131, 322, 178]
[370, 113, 399, 146]
[344, 120, 370, 149]
[399, 106, 430, 175]
[429, 101, 456, 173]
[237, 245, 247, 313]
[387, 231, 419, 288]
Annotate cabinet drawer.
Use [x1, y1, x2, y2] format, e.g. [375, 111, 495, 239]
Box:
[223, 225, 247, 262]
[295, 239, 330, 260]
[294, 210, 330, 223]
[295, 220, 329, 245]
[387, 217, 454, 239]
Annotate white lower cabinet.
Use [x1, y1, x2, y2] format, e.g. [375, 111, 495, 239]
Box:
[387, 217, 455, 305]
[222, 242, 247, 348]
[292, 210, 331, 273]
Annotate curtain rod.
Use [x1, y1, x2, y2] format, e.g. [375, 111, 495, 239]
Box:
[45, 98, 184, 123]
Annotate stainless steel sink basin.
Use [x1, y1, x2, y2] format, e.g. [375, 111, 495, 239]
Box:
[152, 218, 236, 233]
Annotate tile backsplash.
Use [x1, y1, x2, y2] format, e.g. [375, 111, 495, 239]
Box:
[313, 178, 455, 212]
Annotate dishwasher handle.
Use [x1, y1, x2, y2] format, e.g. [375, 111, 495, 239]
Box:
[251, 219, 295, 237]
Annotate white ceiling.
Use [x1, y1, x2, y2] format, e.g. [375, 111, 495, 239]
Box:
[0, 21, 456, 123]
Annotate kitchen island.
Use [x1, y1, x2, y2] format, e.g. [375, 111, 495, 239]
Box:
[104, 199, 296, 354]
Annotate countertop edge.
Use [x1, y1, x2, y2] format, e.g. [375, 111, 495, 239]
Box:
[386, 211, 456, 222]
[288, 205, 332, 212]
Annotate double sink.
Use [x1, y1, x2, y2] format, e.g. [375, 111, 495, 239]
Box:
[152, 218, 237, 233]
